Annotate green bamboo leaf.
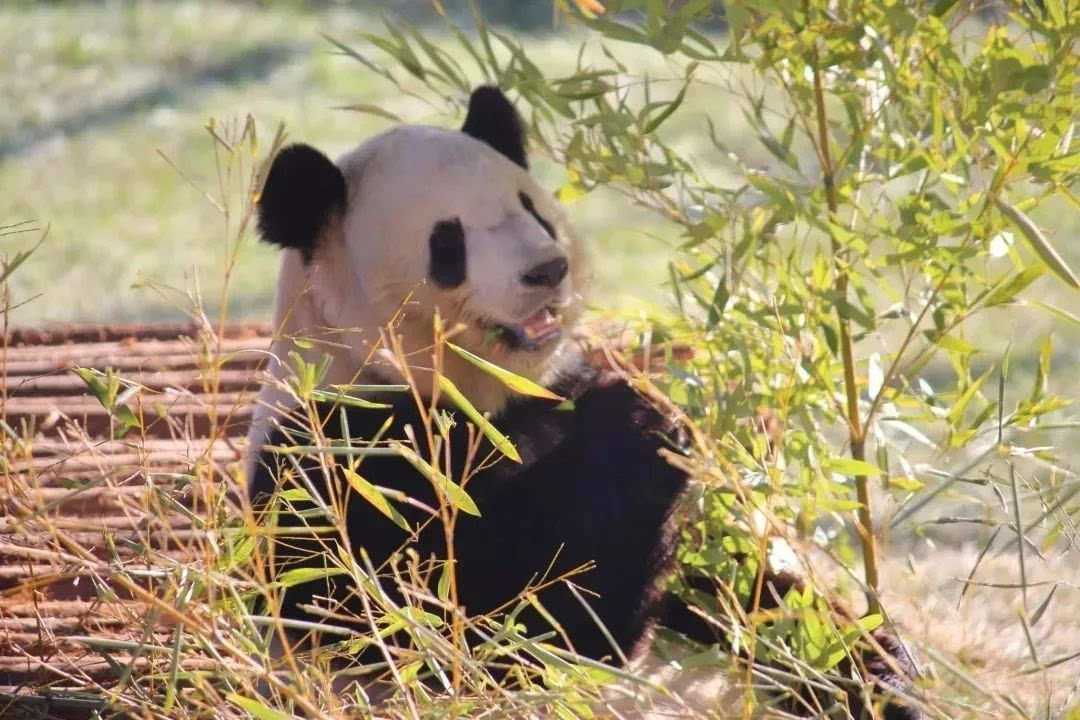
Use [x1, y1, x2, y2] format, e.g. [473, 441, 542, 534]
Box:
[857, 613, 883, 632]
[997, 198, 1080, 289]
[983, 266, 1045, 307]
[823, 458, 883, 477]
[931, 0, 961, 16]
[68, 636, 171, 652]
[331, 384, 410, 393]
[958, 525, 1001, 610]
[930, 332, 978, 354]
[72, 367, 111, 407]
[363, 23, 427, 80]
[321, 33, 387, 77]
[947, 366, 994, 427]
[583, 17, 651, 46]
[447, 342, 563, 401]
[706, 277, 729, 329]
[410, 28, 469, 91]
[334, 103, 402, 122]
[437, 561, 452, 601]
[468, 0, 500, 76]
[643, 82, 688, 134]
[228, 695, 300, 720]
[1044, 0, 1066, 26]
[821, 642, 850, 670]
[343, 468, 410, 531]
[72, 367, 141, 434]
[1031, 300, 1080, 327]
[1019, 649, 1080, 675]
[277, 566, 347, 588]
[832, 296, 876, 330]
[1030, 584, 1057, 626]
[438, 375, 522, 463]
[110, 405, 140, 434]
[311, 389, 391, 409]
[390, 441, 481, 516]
[1030, 336, 1053, 404]
[0, 232, 45, 284]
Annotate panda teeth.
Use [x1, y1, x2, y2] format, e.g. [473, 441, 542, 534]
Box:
[482, 308, 563, 350]
[521, 307, 562, 341]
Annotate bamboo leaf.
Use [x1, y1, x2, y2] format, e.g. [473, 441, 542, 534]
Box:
[1031, 300, 1080, 327]
[72, 367, 141, 434]
[946, 366, 994, 427]
[311, 388, 392, 409]
[277, 566, 347, 588]
[438, 375, 522, 463]
[334, 103, 402, 122]
[437, 561, 452, 601]
[343, 468, 410, 531]
[72, 367, 112, 407]
[857, 614, 884, 632]
[957, 525, 1001, 610]
[823, 458, 883, 477]
[0, 232, 45, 284]
[228, 695, 301, 720]
[1018, 649, 1080, 675]
[391, 441, 481, 516]
[983, 266, 1045, 307]
[643, 82, 688, 134]
[1030, 584, 1057, 626]
[447, 342, 563, 401]
[997, 198, 1080, 289]
[1010, 464, 1028, 609]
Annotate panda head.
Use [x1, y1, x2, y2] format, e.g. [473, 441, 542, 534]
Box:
[256, 87, 588, 411]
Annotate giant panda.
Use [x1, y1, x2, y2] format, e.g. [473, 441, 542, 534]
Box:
[247, 86, 921, 719]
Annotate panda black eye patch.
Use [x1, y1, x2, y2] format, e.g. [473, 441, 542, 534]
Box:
[428, 218, 467, 289]
[519, 192, 555, 239]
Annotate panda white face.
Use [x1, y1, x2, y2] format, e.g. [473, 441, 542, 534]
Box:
[338, 124, 582, 359]
[255, 87, 588, 412]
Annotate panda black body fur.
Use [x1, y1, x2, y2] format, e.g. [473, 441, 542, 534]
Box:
[251, 360, 686, 664]
[250, 86, 920, 719]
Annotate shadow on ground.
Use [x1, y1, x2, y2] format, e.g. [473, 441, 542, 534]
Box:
[1, 41, 303, 160]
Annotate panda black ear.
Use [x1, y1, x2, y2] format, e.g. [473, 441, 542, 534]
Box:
[257, 143, 347, 262]
[461, 86, 528, 169]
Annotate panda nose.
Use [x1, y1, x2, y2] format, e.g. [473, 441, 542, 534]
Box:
[521, 256, 569, 288]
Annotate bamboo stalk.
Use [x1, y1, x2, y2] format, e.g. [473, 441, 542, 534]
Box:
[811, 44, 880, 613]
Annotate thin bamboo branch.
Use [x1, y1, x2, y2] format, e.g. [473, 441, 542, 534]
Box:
[811, 43, 879, 613]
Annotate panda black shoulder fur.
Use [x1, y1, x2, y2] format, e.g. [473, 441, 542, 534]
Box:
[248, 87, 920, 719]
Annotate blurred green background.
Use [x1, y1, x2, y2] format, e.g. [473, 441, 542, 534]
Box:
[1, 0, 1076, 369]
[1, 0, 687, 326]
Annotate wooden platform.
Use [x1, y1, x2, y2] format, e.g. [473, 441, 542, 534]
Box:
[0, 323, 271, 714]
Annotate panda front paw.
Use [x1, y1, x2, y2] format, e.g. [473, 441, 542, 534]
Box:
[850, 626, 922, 720]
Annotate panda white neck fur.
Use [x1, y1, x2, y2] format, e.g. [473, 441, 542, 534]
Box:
[259, 243, 580, 418]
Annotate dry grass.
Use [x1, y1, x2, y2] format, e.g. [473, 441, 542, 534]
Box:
[881, 544, 1080, 715]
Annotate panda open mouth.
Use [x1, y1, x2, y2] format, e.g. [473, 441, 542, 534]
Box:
[484, 306, 564, 351]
